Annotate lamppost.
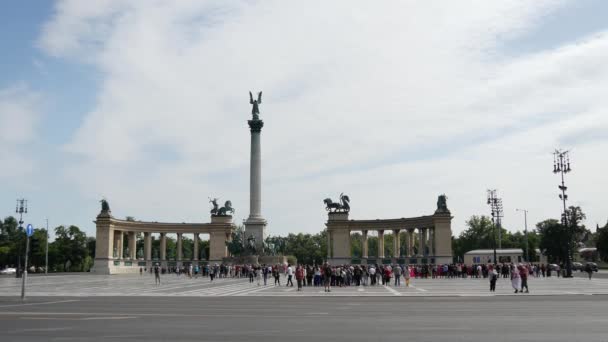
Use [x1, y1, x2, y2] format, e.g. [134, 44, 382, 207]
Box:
[15, 199, 28, 278]
[487, 190, 503, 265]
[516, 209, 529, 263]
[553, 149, 572, 277]
[45, 218, 49, 275]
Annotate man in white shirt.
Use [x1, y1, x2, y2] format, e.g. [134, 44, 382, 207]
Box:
[369, 266, 376, 286]
[286, 264, 294, 287]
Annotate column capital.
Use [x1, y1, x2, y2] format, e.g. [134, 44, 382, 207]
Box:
[248, 119, 264, 132]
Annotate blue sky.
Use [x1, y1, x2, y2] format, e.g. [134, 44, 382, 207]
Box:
[1, 0, 608, 241]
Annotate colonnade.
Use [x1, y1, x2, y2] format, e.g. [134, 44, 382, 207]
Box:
[357, 228, 435, 259]
[325, 211, 453, 265]
[111, 231, 218, 265]
[93, 213, 236, 274]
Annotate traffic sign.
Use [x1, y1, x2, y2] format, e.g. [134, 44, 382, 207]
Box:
[26, 224, 33, 237]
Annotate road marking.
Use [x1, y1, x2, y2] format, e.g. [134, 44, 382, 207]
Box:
[81, 316, 137, 320]
[0, 299, 79, 308]
[383, 285, 402, 296]
[416, 287, 428, 292]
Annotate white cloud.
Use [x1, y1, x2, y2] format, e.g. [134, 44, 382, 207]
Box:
[38, 0, 608, 235]
[0, 84, 42, 180]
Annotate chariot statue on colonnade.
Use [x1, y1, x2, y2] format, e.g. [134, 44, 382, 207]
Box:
[324, 193, 350, 213]
[210, 197, 235, 216]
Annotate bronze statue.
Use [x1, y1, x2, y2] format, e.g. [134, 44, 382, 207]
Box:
[324, 193, 350, 212]
[249, 91, 262, 120]
[100, 198, 110, 212]
[209, 197, 219, 215]
[435, 194, 449, 213]
[217, 200, 235, 216]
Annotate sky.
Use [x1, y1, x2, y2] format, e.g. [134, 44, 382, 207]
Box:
[1, 0, 607, 241]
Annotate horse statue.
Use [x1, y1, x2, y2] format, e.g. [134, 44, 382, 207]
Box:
[324, 193, 351, 212]
[100, 198, 110, 213]
[209, 197, 219, 215]
[217, 200, 235, 216]
[435, 194, 449, 214]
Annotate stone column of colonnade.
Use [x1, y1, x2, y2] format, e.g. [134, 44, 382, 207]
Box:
[362, 230, 368, 259]
[176, 233, 183, 266]
[117, 230, 124, 258]
[429, 228, 435, 257]
[377, 230, 385, 259]
[144, 232, 152, 268]
[193, 233, 199, 262]
[160, 233, 167, 264]
[407, 229, 413, 257]
[418, 228, 425, 256]
[393, 229, 400, 258]
[128, 231, 136, 259]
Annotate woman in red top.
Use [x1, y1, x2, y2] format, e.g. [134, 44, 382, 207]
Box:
[295, 265, 305, 291]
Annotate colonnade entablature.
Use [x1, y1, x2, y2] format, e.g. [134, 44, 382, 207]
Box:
[91, 205, 235, 275]
[325, 195, 453, 265]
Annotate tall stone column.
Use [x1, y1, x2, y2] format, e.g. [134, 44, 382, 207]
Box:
[193, 233, 199, 261]
[393, 229, 400, 258]
[128, 231, 136, 259]
[429, 228, 435, 256]
[418, 228, 424, 256]
[407, 229, 412, 257]
[362, 230, 368, 259]
[160, 233, 167, 261]
[176, 233, 183, 264]
[244, 118, 267, 250]
[378, 230, 385, 259]
[144, 232, 152, 261]
[117, 230, 124, 259]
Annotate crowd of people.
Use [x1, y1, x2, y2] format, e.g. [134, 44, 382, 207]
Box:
[144, 262, 590, 293]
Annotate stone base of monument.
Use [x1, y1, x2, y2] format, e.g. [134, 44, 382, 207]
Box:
[91, 258, 143, 274]
[221, 255, 294, 266]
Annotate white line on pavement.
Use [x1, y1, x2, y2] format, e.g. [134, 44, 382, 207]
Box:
[383, 285, 402, 296]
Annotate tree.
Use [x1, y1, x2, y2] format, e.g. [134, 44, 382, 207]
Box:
[537, 219, 567, 263]
[595, 221, 608, 262]
[53, 225, 90, 271]
[452, 216, 496, 259]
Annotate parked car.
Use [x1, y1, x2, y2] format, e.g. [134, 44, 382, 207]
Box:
[585, 262, 598, 272]
[572, 262, 584, 271]
[548, 264, 560, 271]
[0, 267, 17, 275]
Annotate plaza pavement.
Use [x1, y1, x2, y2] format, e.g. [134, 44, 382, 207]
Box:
[1, 273, 608, 297]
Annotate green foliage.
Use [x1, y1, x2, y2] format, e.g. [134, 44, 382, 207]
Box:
[226, 225, 245, 257]
[53, 225, 90, 271]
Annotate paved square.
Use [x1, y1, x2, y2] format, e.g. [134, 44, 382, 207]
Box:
[1, 274, 607, 297]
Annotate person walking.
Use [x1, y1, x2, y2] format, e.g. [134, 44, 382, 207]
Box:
[394, 265, 402, 286]
[511, 264, 521, 293]
[273, 265, 281, 285]
[489, 267, 497, 292]
[286, 264, 294, 287]
[520, 265, 529, 293]
[323, 263, 332, 292]
[404, 265, 411, 287]
[295, 265, 304, 291]
[262, 264, 269, 286]
[154, 263, 161, 285]
[369, 266, 376, 286]
[585, 263, 593, 280]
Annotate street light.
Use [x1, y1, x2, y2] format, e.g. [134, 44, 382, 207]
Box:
[15, 199, 27, 278]
[553, 149, 573, 277]
[487, 190, 503, 265]
[516, 209, 529, 263]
